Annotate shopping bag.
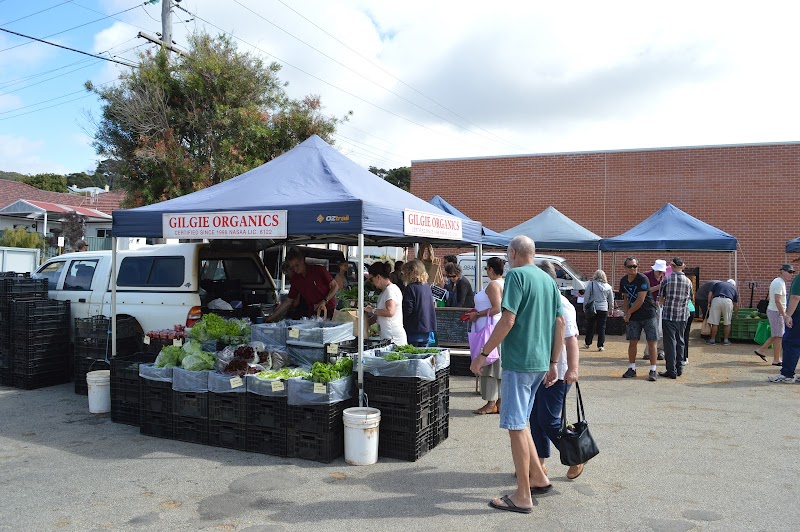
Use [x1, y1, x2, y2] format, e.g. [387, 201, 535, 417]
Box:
[468, 315, 499, 366]
[700, 310, 711, 336]
[557, 382, 600, 466]
[754, 320, 771, 345]
[332, 309, 362, 337]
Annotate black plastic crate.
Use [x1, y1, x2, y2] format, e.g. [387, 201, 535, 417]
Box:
[0, 351, 10, 370]
[173, 415, 209, 445]
[12, 370, 70, 390]
[363, 373, 433, 406]
[111, 352, 157, 382]
[209, 393, 247, 424]
[11, 337, 70, 359]
[74, 316, 140, 341]
[140, 410, 173, 439]
[173, 391, 209, 419]
[449, 353, 473, 376]
[208, 420, 246, 450]
[247, 394, 288, 429]
[111, 399, 141, 427]
[287, 399, 354, 434]
[432, 392, 450, 422]
[369, 398, 435, 434]
[141, 379, 173, 414]
[111, 376, 141, 406]
[431, 415, 449, 447]
[11, 299, 69, 323]
[287, 429, 344, 463]
[0, 368, 13, 387]
[245, 426, 288, 456]
[432, 367, 450, 397]
[0, 277, 48, 294]
[12, 357, 68, 376]
[378, 426, 434, 462]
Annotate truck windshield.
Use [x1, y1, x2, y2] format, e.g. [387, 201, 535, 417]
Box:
[560, 259, 588, 281]
[200, 258, 264, 284]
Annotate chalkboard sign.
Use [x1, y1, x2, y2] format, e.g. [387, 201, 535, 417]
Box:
[431, 284, 447, 301]
[435, 307, 471, 347]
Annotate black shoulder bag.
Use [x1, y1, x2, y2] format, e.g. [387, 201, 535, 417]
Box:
[557, 382, 600, 466]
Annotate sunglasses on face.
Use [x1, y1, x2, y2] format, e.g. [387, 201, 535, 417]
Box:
[447, 275, 458, 279]
[625, 264, 638, 269]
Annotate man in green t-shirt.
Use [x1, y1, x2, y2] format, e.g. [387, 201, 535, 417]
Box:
[470, 235, 565, 514]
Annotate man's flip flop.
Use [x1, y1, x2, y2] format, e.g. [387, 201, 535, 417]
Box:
[489, 495, 532, 514]
[754, 350, 767, 361]
[530, 484, 553, 495]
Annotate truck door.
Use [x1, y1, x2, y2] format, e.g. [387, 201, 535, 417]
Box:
[60, 258, 103, 320]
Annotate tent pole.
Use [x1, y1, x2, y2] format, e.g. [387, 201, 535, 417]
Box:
[111, 237, 117, 360]
[280, 245, 287, 292]
[358, 233, 365, 407]
[598, 249, 602, 271]
[475, 244, 483, 292]
[734, 249, 738, 285]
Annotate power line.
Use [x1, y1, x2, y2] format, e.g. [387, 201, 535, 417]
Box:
[333, 132, 410, 161]
[175, 4, 488, 152]
[0, 3, 141, 53]
[0, 27, 138, 68]
[0, 92, 93, 121]
[0, 59, 98, 96]
[273, 0, 527, 152]
[233, 0, 519, 152]
[0, 0, 75, 27]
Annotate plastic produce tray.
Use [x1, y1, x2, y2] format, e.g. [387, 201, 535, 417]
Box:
[293, 321, 355, 345]
[140, 411, 173, 439]
[363, 372, 433, 406]
[246, 394, 288, 429]
[173, 415, 209, 445]
[287, 399, 354, 434]
[378, 426, 434, 462]
[208, 420, 246, 450]
[173, 391, 209, 419]
[12, 370, 69, 390]
[208, 392, 247, 424]
[140, 379, 173, 414]
[367, 398, 435, 434]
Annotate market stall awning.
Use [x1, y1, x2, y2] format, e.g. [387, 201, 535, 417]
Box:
[502, 206, 601, 251]
[428, 195, 510, 247]
[0, 199, 111, 221]
[600, 203, 738, 251]
[787, 237, 800, 253]
[112, 135, 482, 246]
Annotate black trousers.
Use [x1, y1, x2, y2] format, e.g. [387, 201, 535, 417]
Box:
[585, 310, 608, 348]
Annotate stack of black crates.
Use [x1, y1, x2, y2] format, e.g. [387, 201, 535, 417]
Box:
[0, 274, 73, 390]
[110, 353, 156, 426]
[208, 375, 248, 451]
[286, 396, 356, 463]
[365, 365, 450, 461]
[172, 378, 210, 447]
[74, 316, 141, 395]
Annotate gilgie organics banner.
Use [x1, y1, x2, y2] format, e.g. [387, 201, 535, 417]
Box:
[162, 211, 287, 239]
[403, 209, 463, 240]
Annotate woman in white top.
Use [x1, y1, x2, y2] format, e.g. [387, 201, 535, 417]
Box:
[365, 262, 407, 346]
[468, 257, 505, 415]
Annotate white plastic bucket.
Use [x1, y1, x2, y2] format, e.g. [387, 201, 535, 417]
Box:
[87, 370, 111, 414]
[343, 407, 381, 465]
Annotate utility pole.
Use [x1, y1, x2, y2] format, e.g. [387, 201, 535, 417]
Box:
[161, 0, 172, 48]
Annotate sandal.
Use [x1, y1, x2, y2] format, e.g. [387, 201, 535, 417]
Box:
[489, 495, 532, 514]
[473, 403, 498, 415]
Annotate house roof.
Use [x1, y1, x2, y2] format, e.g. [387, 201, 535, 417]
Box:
[0, 180, 126, 216]
[0, 199, 112, 220]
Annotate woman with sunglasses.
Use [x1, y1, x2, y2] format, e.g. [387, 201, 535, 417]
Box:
[468, 257, 506, 415]
[364, 262, 407, 345]
[444, 262, 475, 308]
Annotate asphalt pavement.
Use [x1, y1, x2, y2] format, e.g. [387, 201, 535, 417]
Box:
[1, 329, 799, 531]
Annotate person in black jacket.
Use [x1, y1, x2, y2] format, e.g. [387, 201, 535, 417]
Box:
[401, 259, 437, 347]
[444, 262, 475, 308]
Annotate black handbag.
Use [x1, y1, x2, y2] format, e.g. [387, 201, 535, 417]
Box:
[557, 382, 600, 466]
[584, 282, 597, 316]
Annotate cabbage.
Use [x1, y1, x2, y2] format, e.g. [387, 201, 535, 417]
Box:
[181, 351, 216, 371]
[154, 345, 182, 368]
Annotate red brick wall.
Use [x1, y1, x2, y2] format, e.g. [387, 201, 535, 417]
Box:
[411, 143, 799, 306]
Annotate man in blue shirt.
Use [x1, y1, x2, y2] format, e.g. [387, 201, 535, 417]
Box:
[706, 279, 739, 345]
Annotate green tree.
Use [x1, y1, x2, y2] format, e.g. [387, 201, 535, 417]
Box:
[87, 33, 345, 207]
[368, 166, 411, 191]
[0, 226, 44, 250]
[22, 173, 67, 192]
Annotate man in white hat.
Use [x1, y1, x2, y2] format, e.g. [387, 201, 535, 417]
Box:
[706, 279, 739, 345]
[643, 259, 668, 360]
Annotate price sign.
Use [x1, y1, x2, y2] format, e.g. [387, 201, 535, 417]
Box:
[326, 343, 339, 354]
[172, 338, 183, 347]
[313, 383, 326, 394]
[229, 377, 243, 388]
[288, 328, 300, 339]
[271, 381, 285, 392]
[143, 335, 151, 345]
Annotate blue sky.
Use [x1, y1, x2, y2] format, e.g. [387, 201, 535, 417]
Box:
[2, 1, 799, 176]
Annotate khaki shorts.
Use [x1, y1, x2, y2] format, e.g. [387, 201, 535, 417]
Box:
[708, 297, 733, 325]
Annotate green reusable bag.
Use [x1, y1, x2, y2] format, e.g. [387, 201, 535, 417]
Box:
[754, 320, 771, 345]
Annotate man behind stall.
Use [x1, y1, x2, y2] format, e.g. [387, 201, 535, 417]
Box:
[266, 247, 338, 321]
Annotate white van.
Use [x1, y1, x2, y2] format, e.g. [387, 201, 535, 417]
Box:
[33, 243, 278, 337]
[457, 252, 588, 293]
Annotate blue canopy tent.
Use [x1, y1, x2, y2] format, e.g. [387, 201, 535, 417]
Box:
[502, 206, 602, 251]
[428, 195, 510, 291]
[428, 195, 511, 248]
[787, 237, 800, 253]
[599, 203, 739, 282]
[110, 135, 482, 404]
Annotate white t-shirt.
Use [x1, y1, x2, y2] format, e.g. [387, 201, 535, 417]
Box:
[768, 276, 787, 312]
[377, 283, 407, 345]
[556, 295, 579, 380]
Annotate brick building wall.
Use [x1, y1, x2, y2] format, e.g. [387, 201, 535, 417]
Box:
[410, 142, 799, 306]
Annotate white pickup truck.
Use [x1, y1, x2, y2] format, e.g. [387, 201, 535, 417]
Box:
[33, 243, 278, 336]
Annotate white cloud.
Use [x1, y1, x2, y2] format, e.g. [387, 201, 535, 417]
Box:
[0, 135, 69, 175]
